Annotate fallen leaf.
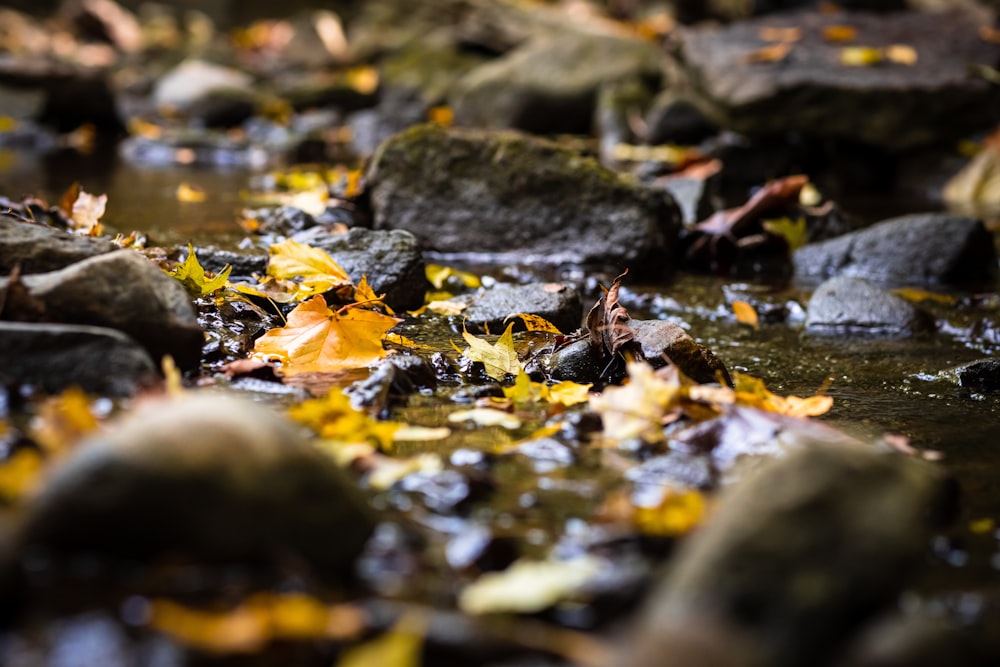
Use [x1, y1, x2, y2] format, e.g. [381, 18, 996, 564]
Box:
[589, 362, 680, 443]
[821, 25, 857, 42]
[884, 44, 917, 65]
[168, 243, 232, 297]
[289, 388, 399, 449]
[426, 299, 467, 316]
[66, 186, 107, 236]
[503, 369, 549, 403]
[428, 105, 453, 126]
[742, 42, 791, 64]
[449, 408, 522, 430]
[0, 449, 44, 501]
[459, 557, 603, 615]
[335, 613, 426, 667]
[266, 239, 353, 301]
[253, 296, 401, 375]
[29, 387, 100, 454]
[426, 264, 480, 290]
[890, 287, 956, 305]
[548, 381, 592, 406]
[462, 322, 521, 381]
[176, 182, 207, 203]
[731, 300, 760, 329]
[505, 313, 562, 334]
[840, 46, 882, 66]
[980, 25, 1000, 45]
[633, 489, 706, 537]
[762, 216, 808, 251]
[366, 453, 443, 490]
[757, 26, 802, 42]
[732, 372, 833, 417]
[392, 425, 451, 441]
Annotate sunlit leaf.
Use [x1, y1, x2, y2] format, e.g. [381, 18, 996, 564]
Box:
[840, 46, 882, 66]
[732, 372, 833, 417]
[503, 369, 548, 403]
[742, 42, 791, 64]
[426, 299, 467, 316]
[462, 322, 521, 381]
[731, 300, 760, 330]
[757, 26, 802, 42]
[425, 264, 480, 290]
[589, 362, 680, 443]
[168, 243, 232, 297]
[0, 449, 44, 501]
[176, 182, 207, 203]
[633, 489, 706, 537]
[885, 44, 917, 65]
[821, 25, 857, 42]
[762, 216, 808, 251]
[63, 185, 106, 236]
[505, 313, 562, 334]
[253, 296, 401, 375]
[890, 287, 956, 305]
[448, 408, 522, 430]
[548, 381, 592, 406]
[266, 239, 353, 301]
[335, 613, 426, 667]
[459, 557, 603, 615]
[289, 388, 399, 449]
[29, 387, 100, 454]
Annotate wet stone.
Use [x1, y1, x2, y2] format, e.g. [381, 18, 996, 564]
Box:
[676, 9, 1000, 150]
[624, 442, 943, 667]
[794, 213, 997, 287]
[152, 59, 254, 115]
[0, 217, 116, 275]
[366, 124, 681, 272]
[954, 358, 1000, 394]
[0, 322, 157, 396]
[454, 282, 583, 335]
[11, 393, 376, 591]
[290, 226, 427, 311]
[630, 319, 732, 385]
[805, 276, 935, 337]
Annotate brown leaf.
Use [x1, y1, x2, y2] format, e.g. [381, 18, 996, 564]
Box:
[741, 42, 791, 64]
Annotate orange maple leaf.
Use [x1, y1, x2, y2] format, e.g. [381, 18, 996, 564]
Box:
[253, 296, 401, 375]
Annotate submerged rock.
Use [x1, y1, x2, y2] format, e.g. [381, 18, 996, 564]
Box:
[6, 250, 203, 371]
[0, 217, 115, 275]
[367, 124, 681, 272]
[675, 9, 1000, 150]
[453, 282, 583, 335]
[290, 226, 427, 311]
[794, 214, 996, 286]
[805, 276, 935, 336]
[0, 322, 157, 396]
[623, 442, 943, 667]
[12, 394, 376, 591]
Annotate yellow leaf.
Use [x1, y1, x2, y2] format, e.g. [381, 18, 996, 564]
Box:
[505, 313, 562, 334]
[289, 388, 399, 449]
[885, 44, 917, 65]
[345, 65, 379, 95]
[353, 275, 392, 313]
[762, 216, 808, 251]
[731, 300, 760, 330]
[633, 489, 706, 537]
[503, 369, 549, 403]
[459, 557, 602, 615]
[0, 449, 44, 501]
[840, 46, 882, 66]
[757, 26, 802, 43]
[448, 408, 522, 430]
[0, 116, 19, 132]
[589, 362, 680, 443]
[821, 25, 857, 42]
[462, 322, 521, 381]
[266, 239, 353, 301]
[732, 372, 833, 417]
[425, 264, 480, 290]
[162, 356, 184, 395]
[392, 425, 451, 442]
[428, 105, 454, 126]
[426, 299, 467, 316]
[548, 381, 592, 406]
[335, 613, 426, 667]
[253, 296, 401, 375]
[890, 287, 956, 305]
[176, 181, 207, 202]
[168, 243, 232, 297]
[29, 387, 100, 454]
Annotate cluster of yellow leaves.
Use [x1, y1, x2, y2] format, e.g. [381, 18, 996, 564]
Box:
[168, 244, 232, 298]
[503, 371, 592, 407]
[288, 388, 398, 450]
[633, 489, 707, 537]
[149, 593, 366, 654]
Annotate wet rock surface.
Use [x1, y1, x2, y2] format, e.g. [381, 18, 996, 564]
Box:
[0, 322, 157, 396]
[794, 214, 997, 286]
[290, 226, 427, 311]
[954, 358, 1000, 393]
[0, 217, 115, 274]
[676, 9, 1000, 150]
[805, 276, 934, 336]
[366, 124, 681, 271]
[625, 442, 943, 667]
[452, 282, 583, 335]
[10, 394, 376, 597]
[2, 250, 203, 371]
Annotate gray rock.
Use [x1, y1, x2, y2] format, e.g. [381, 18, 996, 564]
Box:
[630, 319, 732, 385]
[657, 175, 716, 225]
[805, 276, 934, 336]
[838, 612, 999, 667]
[8, 250, 203, 370]
[644, 90, 718, 146]
[451, 30, 662, 135]
[0, 322, 157, 396]
[623, 442, 943, 667]
[954, 358, 1000, 393]
[14, 393, 375, 586]
[794, 214, 996, 286]
[676, 9, 1000, 150]
[290, 226, 428, 311]
[0, 217, 115, 275]
[152, 59, 254, 113]
[454, 282, 583, 335]
[366, 124, 681, 271]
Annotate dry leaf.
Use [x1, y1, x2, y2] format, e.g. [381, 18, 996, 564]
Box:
[459, 557, 602, 615]
[266, 239, 353, 301]
[462, 322, 521, 381]
[426, 299, 467, 316]
[168, 243, 232, 297]
[757, 26, 802, 43]
[68, 188, 107, 236]
[589, 362, 680, 443]
[289, 388, 398, 448]
[335, 613, 426, 667]
[732, 373, 833, 417]
[742, 42, 791, 64]
[821, 25, 857, 42]
[253, 296, 401, 375]
[176, 182, 207, 203]
[633, 489, 706, 537]
[548, 381, 592, 406]
[731, 300, 760, 329]
[884, 44, 917, 65]
[505, 313, 562, 334]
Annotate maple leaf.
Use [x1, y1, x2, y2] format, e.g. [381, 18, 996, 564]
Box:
[168, 243, 232, 297]
[266, 239, 353, 301]
[462, 322, 521, 381]
[586, 270, 635, 358]
[589, 362, 681, 443]
[504, 313, 562, 334]
[253, 296, 401, 375]
[549, 381, 592, 406]
[60, 183, 107, 236]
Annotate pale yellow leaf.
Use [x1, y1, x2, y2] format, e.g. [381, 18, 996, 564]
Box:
[459, 557, 602, 615]
[267, 239, 352, 300]
[335, 613, 426, 667]
[449, 408, 522, 430]
[462, 322, 521, 381]
[548, 381, 592, 406]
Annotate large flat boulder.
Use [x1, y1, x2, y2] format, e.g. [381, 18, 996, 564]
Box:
[0, 216, 116, 275]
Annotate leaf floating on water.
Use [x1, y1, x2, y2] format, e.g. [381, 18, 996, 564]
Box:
[757, 26, 802, 43]
[168, 243, 232, 297]
[821, 25, 857, 42]
[462, 321, 521, 381]
[731, 300, 760, 330]
[0, 449, 44, 501]
[459, 556, 603, 615]
[176, 182, 207, 203]
[426, 299, 467, 316]
[633, 489, 707, 537]
[253, 296, 401, 375]
[289, 388, 399, 449]
[425, 264, 480, 290]
[884, 44, 917, 65]
[742, 41, 791, 64]
[762, 216, 808, 251]
[503, 369, 548, 403]
[335, 613, 426, 667]
[890, 287, 956, 305]
[840, 46, 883, 66]
[732, 372, 833, 417]
[548, 381, 592, 406]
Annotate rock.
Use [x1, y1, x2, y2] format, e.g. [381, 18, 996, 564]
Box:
[675, 9, 1000, 151]
[623, 442, 943, 667]
[657, 176, 716, 225]
[63, 0, 143, 53]
[290, 226, 427, 311]
[12, 393, 376, 588]
[6, 250, 203, 371]
[630, 319, 732, 385]
[453, 282, 583, 335]
[596, 76, 655, 166]
[346, 354, 438, 415]
[450, 30, 662, 135]
[838, 612, 1000, 667]
[152, 59, 254, 114]
[0, 57, 121, 131]
[644, 90, 718, 146]
[193, 246, 267, 279]
[366, 124, 681, 271]
[794, 214, 997, 286]
[954, 358, 1000, 393]
[805, 276, 935, 336]
[0, 217, 116, 275]
[0, 322, 156, 396]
